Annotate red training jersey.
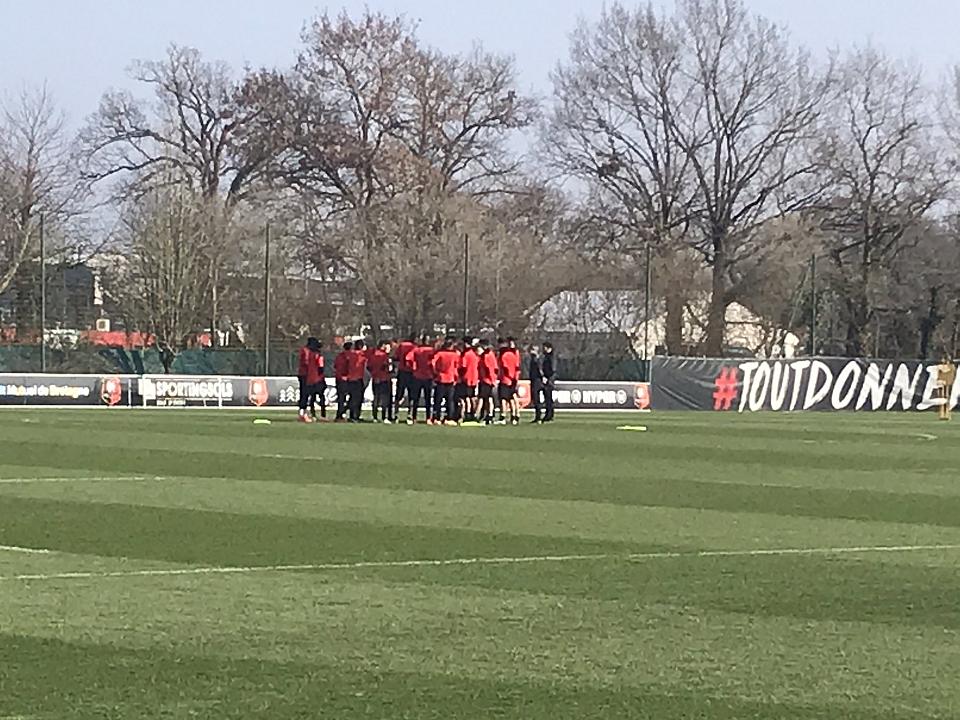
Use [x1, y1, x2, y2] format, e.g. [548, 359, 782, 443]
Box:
[367, 349, 391, 382]
[432, 349, 460, 384]
[409, 345, 436, 381]
[460, 349, 481, 386]
[479, 351, 499, 385]
[345, 349, 367, 382]
[395, 341, 416, 372]
[498, 348, 520, 386]
[333, 351, 351, 381]
[305, 350, 325, 385]
[297, 346, 312, 377]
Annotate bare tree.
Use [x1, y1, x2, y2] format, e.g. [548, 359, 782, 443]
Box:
[111, 184, 215, 372]
[546, 0, 829, 356]
[0, 87, 83, 297]
[82, 45, 269, 205]
[821, 47, 946, 355]
[82, 46, 276, 347]
[244, 10, 540, 334]
[668, 0, 830, 356]
[546, 3, 695, 352]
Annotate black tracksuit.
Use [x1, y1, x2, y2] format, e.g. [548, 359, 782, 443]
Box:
[529, 355, 545, 421]
[541, 352, 556, 421]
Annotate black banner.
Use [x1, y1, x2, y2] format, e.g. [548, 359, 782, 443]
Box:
[1, 374, 652, 411]
[138, 375, 302, 408]
[0, 374, 134, 407]
[651, 357, 958, 412]
[518, 381, 650, 411]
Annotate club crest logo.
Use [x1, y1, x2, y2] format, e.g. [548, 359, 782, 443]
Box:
[634, 383, 650, 410]
[100, 376, 123, 406]
[248, 378, 269, 407]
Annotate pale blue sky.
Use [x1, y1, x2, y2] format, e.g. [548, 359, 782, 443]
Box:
[3, 0, 960, 126]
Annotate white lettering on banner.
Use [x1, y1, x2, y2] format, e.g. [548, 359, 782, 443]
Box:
[789, 360, 810, 411]
[738, 362, 758, 412]
[278, 386, 299, 404]
[749, 362, 771, 412]
[770, 363, 789, 411]
[735, 359, 960, 412]
[831, 362, 861, 409]
[0, 383, 90, 400]
[139, 377, 234, 405]
[856, 363, 893, 410]
[886, 364, 923, 411]
[917, 366, 945, 410]
[153, 380, 233, 399]
[803, 361, 832, 410]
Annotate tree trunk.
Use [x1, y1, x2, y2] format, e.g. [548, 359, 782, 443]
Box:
[704, 236, 726, 357]
[664, 289, 685, 355]
[843, 293, 868, 357]
[919, 287, 941, 361]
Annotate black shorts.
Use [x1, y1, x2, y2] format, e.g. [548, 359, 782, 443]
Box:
[455, 383, 477, 399]
[478, 383, 495, 400]
[498, 384, 516, 401]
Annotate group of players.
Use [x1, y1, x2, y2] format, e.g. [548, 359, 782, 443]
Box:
[297, 335, 556, 425]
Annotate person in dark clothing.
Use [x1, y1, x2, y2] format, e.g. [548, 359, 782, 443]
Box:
[527, 345, 545, 423]
[305, 338, 326, 421]
[431, 339, 460, 424]
[368, 339, 394, 423]
[393, 335, 416, 418]
[333, 341, 353, 421]
[406, 335, 436, 424]
[541, 342, 556, 422]
[346, 339, 367, 421]
[297, 337, 318, 423]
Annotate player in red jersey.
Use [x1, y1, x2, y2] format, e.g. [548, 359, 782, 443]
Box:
[477, 340, 499, 424]
[297, 337, 318, 422]
[367, 339, 394, 423]
[498, 337, 521, 425]
[333, 340, 353, 422]
[459, 340, 481, 422]
[345, 340, 368, 422]
[406, 335, 436, 424]
[431, 338, 460, 424]
[393, 335, 416, 418]
[305, 339, 326, 421]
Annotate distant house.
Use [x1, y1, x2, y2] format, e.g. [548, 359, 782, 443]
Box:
[0, 261, 107, 341]
[530, 289, 798, 361]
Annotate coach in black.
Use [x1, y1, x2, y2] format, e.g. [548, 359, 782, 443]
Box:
[528, 345, 545, 423]
[541, 342, 556, 422]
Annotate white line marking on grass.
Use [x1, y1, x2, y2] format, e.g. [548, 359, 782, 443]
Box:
[2, 543, 959, 583]
[0, 545, 52, 554]
[261, 453, 324, 461]
[0, 476, 164, 484]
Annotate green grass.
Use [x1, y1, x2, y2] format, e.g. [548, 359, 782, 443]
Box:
[1, 409, 960, 719]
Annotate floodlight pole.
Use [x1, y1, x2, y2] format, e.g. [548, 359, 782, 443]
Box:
[644, 242, 652, 362]
[263, 223, 271, 375]
[40, 214, 47, 372]
[462, 233, 470, 335]
[809, 254, 817, 356]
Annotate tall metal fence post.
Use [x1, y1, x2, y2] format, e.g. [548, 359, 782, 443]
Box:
[809, 254, 817, 356]
[462, 233, 470, 335]
[263, 224, 271, 375]
[40, 214, 47, 372]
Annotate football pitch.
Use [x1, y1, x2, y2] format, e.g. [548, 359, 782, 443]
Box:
[2, 410, 960, 719]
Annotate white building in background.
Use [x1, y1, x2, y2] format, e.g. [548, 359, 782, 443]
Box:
[531, 289, 798, 358]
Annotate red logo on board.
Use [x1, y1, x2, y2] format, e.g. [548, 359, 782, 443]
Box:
[248, 378, 269, 407]
[100, 377, 122, 406]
